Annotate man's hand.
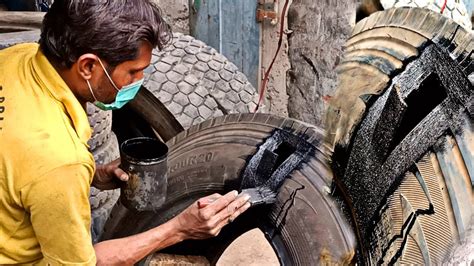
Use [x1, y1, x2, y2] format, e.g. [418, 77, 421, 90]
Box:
[174, 191, 251, 239]
[92, 158, 129, 190]
[94, 190, 251, 265]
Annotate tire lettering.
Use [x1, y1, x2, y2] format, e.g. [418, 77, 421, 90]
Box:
[189, 155, 197, 165]
[197, 154, 204, 163]
[169, 152, 214, 173]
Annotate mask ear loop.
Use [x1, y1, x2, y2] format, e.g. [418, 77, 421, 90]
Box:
[97, 58, 120, 92]
[86, 79, 99, 102]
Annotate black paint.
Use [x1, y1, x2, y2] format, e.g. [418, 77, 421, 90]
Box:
[240, 129, 315, 192]
[121, 137, 168, 162]
[333, 44, 473, 252]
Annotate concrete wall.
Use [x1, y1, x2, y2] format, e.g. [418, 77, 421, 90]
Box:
[259, 0, 291, 116]
[153, 0, 190, 34]
[286, 0, 359, 126]
[261, 0, 360, 126]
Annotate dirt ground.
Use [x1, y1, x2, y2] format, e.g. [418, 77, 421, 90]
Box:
[217, 229, 279, 266]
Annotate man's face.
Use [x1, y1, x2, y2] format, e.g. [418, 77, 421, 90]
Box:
[94, 41, 153, 104]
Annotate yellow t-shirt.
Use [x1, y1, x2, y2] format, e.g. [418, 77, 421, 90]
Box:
[0, 43, 96, 265]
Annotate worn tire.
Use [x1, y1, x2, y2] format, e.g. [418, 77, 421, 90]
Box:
[358, 0, 472, 30]
[86, 103, 112, 152]
[102, 113, 356, 264]
[143, 33, 259, 129]
[327, 7, 473, 264]
[90, 132, 120, 243]
[380, 0, 472, 30]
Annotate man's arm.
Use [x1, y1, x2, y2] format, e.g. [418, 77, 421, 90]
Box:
[94, 191, 250, 265]
[92, 158, 251, 264]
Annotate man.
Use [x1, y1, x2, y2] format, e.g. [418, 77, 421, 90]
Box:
[0, 0, 250, 264]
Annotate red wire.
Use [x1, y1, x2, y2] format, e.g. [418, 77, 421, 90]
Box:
[254, 0, 290, 113]
[440, 0, 448, 13]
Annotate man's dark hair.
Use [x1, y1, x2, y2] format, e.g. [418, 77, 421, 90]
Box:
[39, 0, 171, 68]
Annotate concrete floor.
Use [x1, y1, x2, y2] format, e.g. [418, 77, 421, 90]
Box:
[217, 229, 279, 266]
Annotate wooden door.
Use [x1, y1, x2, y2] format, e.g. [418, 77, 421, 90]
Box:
[190, 0, 260, 88]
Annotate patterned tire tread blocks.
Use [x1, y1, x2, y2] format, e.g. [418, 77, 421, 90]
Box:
[327, 7, 473, 264]
[143, 33, 259, 129]
[86, 103, 112, 152]
[90, 131, 120, 243]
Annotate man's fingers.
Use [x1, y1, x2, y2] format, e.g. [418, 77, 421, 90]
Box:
[113, 168, 129, 182]
[229, 202, 251, 222]
[213, 193, 250, 222]
[197, 193, 222, 208]
[201, 190, 238, 216]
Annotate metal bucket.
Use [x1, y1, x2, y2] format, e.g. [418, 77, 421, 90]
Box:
[120, 137, 168, 211]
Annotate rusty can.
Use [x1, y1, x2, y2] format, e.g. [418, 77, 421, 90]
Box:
[119, 137, 168, 211]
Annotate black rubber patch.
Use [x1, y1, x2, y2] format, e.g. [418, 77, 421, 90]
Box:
[240, 128, 315, 192]
[335, 44, 473, 249]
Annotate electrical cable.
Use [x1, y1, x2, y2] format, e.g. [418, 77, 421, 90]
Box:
[440, 0, 448, 14]
[254, 0, 291, 112]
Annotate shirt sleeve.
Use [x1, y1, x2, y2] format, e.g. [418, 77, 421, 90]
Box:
[20, 163, 96, 265]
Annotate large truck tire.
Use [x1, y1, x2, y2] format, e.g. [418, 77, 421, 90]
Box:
[143, 33, 259, 129]
[327, 7, 473, 264]
[101, 113, 356, 265]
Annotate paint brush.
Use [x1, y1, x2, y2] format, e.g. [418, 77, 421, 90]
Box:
[197, 187, 277, 209]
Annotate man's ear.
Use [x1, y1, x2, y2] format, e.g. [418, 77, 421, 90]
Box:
[76, 54, 99, 80]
